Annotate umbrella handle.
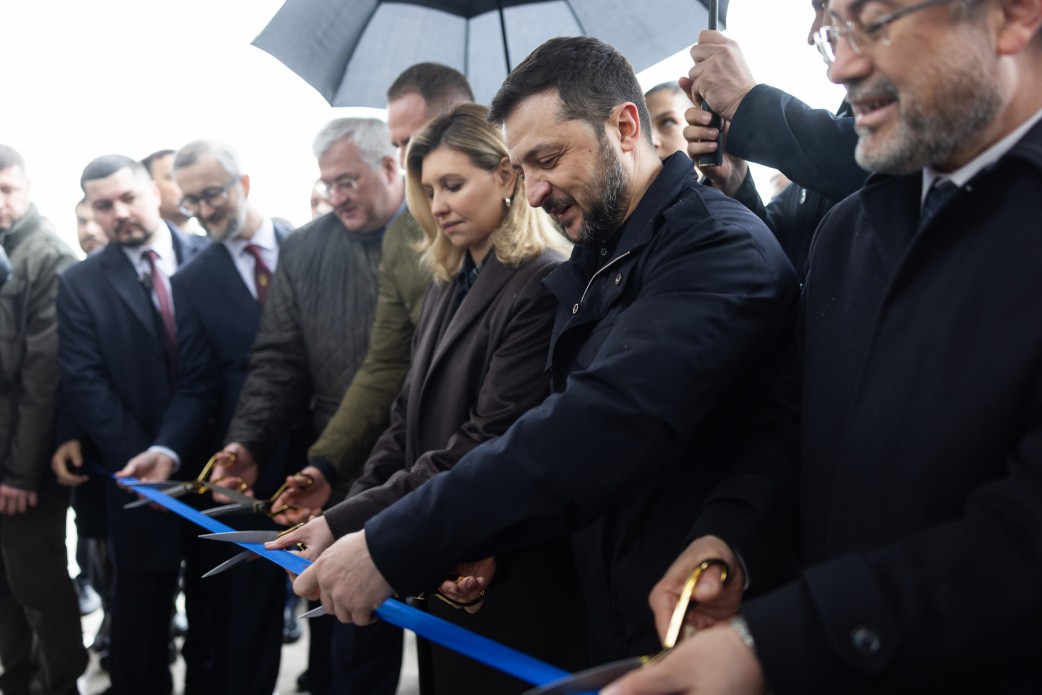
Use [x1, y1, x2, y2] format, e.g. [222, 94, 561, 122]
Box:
[698, 0, 724, 168]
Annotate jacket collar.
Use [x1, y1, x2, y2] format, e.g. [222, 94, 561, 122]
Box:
[856, 117, 1042, 276]
[0, 203, 43, 253]
[545, 152, 696, 300]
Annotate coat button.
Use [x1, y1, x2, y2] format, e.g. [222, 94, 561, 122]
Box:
[600, 248, 607, 256]
[850, 626, 881, 655]
[572, 303, 579, 314]
[614, 273, 622, 285]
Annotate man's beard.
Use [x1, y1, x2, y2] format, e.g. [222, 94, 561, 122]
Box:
[851, 34, 1001, 175]
[113, 220, 153, 247]
[208, 209, 243, 242]
[542, 136, 631, 246]
[575, 138, 630, 245]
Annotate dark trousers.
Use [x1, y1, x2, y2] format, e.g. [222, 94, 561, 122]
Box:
[183, 529, 285, 695]
[108, 522, 235, 695]
[108, 567, 179, 695]
[329, 618, 402, 694]
[0, 482, 87, 695]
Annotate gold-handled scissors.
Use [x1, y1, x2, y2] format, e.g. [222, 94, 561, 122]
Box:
[198, 522, 306, 577]
[122, 454, 221, 509]
[521, 558, 731, 694]
[202, 474, 314, 519]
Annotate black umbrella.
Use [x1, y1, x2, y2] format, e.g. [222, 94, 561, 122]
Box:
[252, 0, 728, 107]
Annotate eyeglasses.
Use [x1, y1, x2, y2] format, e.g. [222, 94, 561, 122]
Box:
[315, 175, 362, 201]
[814, 0, 955, 66]
[178, 178, 239, 216]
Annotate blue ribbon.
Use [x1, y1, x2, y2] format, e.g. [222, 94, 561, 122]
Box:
[106, 469, 572, 687]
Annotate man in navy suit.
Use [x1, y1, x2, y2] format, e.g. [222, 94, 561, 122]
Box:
[57, 155, 209, 695]
[120, 139, 294, 695]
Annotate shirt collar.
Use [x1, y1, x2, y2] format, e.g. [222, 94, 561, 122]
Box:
[123, 221, 176, 274]
[225, 216, 275, 255]
[922, 104, 1042, 203]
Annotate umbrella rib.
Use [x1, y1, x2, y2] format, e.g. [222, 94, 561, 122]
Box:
[561, 0, 586, 34]
[333, 1, 383, 103]
[497, 1, 512, 71]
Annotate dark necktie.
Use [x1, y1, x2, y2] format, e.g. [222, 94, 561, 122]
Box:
[143, 248, 178, 377]
[920, 179, 959, 227]
[245, 244, 272, 306]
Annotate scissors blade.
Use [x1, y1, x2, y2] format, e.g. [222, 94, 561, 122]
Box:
[206, 482, 259, 505]
[300, 605, 327, 619]
[201, 502, 253, 518]
[123, 481, 183, 490]
[199, 530, 282, 544]
[202, 549, 259, 578]
[522, 657, 645, 694]
[122, 482, 189, 509]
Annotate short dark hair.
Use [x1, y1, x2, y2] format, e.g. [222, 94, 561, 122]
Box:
[0, 144, 25, 172]
[140, 149, 176, 178]
[386, 62, 475, 115]
[489, 36, 652, 145]
[80, 155, 150, 192]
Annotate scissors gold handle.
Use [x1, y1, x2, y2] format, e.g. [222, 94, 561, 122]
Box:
[650, 557, 731, 663]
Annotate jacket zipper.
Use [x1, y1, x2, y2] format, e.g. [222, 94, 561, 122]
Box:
[572, 251, 632, 315]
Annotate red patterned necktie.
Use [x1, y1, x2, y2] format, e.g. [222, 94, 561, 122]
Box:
[245, 244, 272, 306]
[143, 248, 177, 377]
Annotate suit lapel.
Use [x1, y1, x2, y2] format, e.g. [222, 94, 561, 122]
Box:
[170, 222, 210, 269]
[212, 244, 261, 312]
[99, 244, 159, 341]
[426, 255, 513, 379]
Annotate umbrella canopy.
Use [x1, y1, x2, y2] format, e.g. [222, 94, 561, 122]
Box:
[252, 0, 728, 107]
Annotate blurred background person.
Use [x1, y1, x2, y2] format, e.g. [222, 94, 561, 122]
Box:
[142, 149, 198, 234]
[309, 178, 333, 220]
[645, 81, 692, 161]
[0, 143, 86, 695]
[74, 198, 107, 255]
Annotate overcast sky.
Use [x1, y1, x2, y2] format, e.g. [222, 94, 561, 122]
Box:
[1, 1, 842, 252]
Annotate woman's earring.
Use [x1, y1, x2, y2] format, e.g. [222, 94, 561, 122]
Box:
[504, 196, 512, 209]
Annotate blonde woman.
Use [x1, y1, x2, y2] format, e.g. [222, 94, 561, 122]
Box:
[276, 103, 588, 692]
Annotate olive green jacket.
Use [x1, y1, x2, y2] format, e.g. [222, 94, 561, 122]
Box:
[0, 205, 77, 491]
[307, 210, 430, 486]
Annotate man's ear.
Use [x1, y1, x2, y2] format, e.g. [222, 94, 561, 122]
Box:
[495, 156, 515, 192]
[240, 174, 251, 199]
[381, 156, 399, 182]
[996, 0, 1042, 54]
[611, 102, 643, 153]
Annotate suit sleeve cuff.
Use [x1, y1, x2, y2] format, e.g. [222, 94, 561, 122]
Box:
[308, 456, 340, 487]
[147, 445, 181, 473]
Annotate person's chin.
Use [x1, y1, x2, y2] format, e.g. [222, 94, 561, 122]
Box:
[336, 212, 360, 229]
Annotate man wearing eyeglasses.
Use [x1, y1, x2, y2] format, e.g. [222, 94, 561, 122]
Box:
[108, 140, 296, 695]
[682, 0, 869, 278]
[607, 1, 1042, 693]
[56, 155, 209, 695]
[207, 118, 407, 694]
